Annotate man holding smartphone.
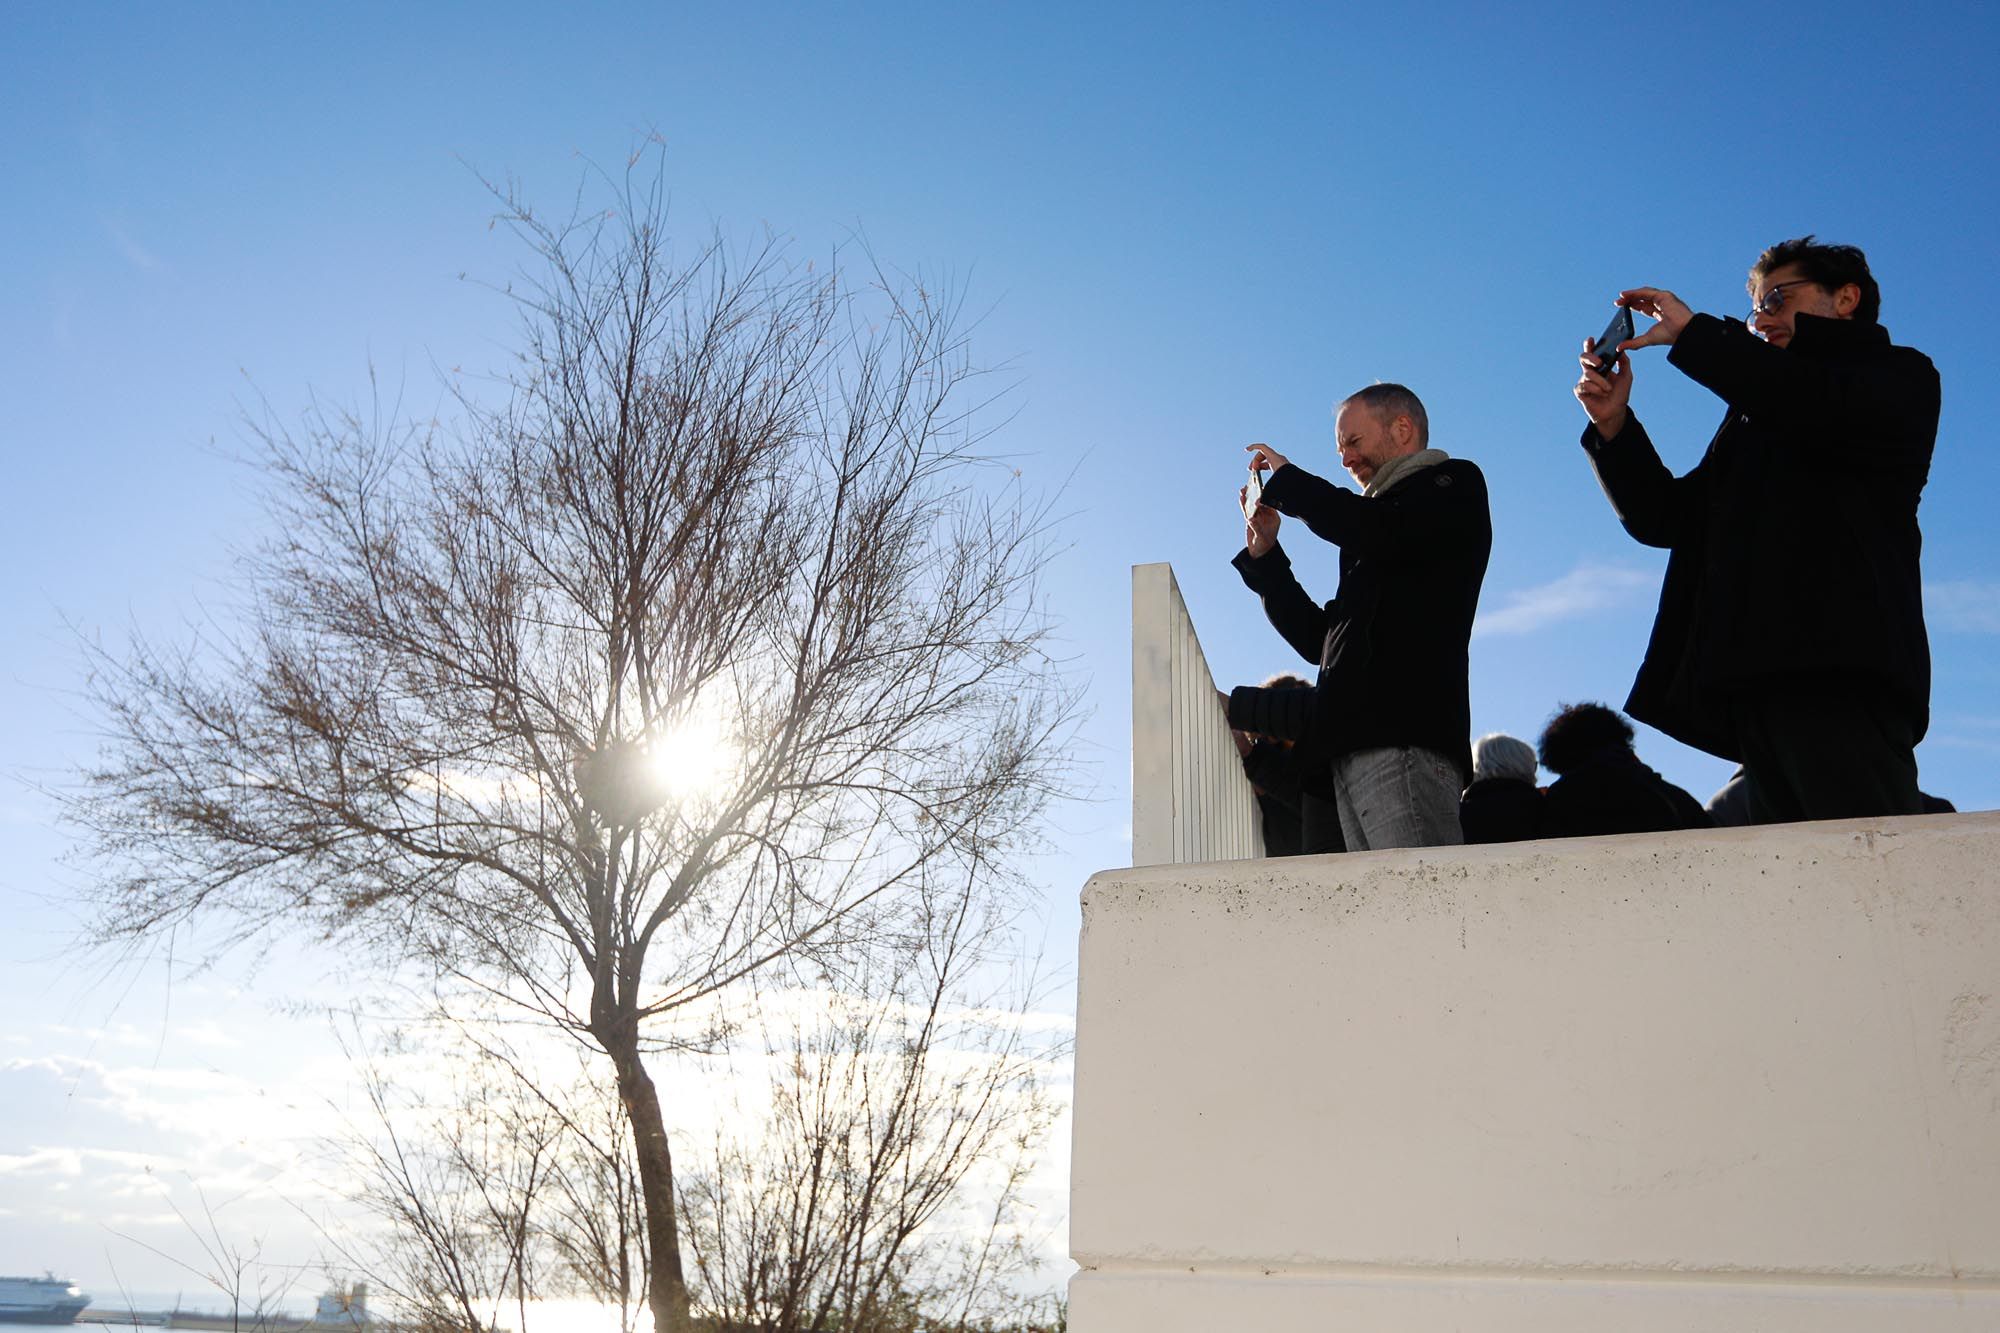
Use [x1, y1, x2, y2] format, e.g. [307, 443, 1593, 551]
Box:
[1572, 236, 1940, 823]
[1227, 383, 1491, 850]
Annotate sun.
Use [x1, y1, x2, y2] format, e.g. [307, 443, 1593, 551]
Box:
[644, 706, 741, 804]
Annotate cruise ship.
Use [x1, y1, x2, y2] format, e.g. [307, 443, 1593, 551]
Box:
[0, 1274, 89, 1324]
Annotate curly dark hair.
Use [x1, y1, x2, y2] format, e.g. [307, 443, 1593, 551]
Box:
[1750, 235, 1881, 324]
[1538, 701, 1635, 776]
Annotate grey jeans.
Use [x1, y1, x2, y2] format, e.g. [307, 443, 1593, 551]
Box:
[1331, 746, 1465, 851]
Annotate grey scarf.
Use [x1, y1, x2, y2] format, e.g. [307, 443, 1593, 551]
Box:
[1364, 447, 1450, 498]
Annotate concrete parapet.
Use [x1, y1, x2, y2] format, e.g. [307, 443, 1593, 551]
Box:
[1070, 814, 2000, 1329]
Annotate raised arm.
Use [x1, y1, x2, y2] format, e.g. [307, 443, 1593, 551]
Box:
[1256, 460, 1488, 559]
[1232, 541, 1329, 665]
[1667, 314, 1939, 466]
[1574, 328, 1698, 550]
[1581, 414, 1700, 551]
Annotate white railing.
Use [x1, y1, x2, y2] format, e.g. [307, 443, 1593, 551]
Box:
[1130, 563, 1263, 866]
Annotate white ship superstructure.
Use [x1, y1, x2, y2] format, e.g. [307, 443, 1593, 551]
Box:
[0, 1274, 89, 1325]
[312, 1283, 368, 1327]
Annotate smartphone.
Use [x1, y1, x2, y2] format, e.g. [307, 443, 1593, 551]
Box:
[1592, 307, 1635, 372]
[1242, 466, 1265, 520]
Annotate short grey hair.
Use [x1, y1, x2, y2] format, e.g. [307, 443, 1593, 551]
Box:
[1339, 382, 1429, 447]
[1472, 732, 1537, 784]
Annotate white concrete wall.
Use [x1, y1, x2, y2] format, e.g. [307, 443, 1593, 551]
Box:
[1070, 814, 2000, 1329]
[1131, 563, 1262, 866]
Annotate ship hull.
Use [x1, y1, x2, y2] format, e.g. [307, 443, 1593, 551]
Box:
[0, 1310, 89, 1325]
[0, 1276, 91, 1325]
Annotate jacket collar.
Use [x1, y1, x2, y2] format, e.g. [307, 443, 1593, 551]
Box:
[1786, 312, 1892, 359]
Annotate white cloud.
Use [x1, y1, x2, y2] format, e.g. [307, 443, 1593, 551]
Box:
[166, 1020, 242, 1050]
[1473, 564, 1655, 638]
[0, 1147, 85, 1177]
[3, 972, 1075, 1304]
[1925, 580, 2000, 634]
[0, 1147, 167, 1183]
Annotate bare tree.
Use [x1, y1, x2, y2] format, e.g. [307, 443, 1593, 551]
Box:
[320, 888, 1064, 1328]
[677, 882, 1065, 1333]
[539, 1080, 652, 1333]
[109, 1178, 310, 1333]
[326, 894, 1064, 1333]
[70, 145, 1075, 1333]
[324, 1028, 648, 1333]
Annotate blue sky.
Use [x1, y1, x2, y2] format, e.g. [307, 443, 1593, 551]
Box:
[6, 0, 2000, 1298]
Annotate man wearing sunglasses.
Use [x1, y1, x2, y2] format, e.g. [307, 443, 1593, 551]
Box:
[1571, 237, 1940, 823]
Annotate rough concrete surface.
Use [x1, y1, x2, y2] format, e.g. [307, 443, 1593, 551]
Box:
[1071, 814, 2000, 1329]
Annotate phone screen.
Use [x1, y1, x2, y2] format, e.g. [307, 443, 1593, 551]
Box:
[1592, 307, 1635, 369]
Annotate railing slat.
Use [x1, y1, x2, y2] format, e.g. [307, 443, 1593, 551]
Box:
[1132, 563, 1264, 866]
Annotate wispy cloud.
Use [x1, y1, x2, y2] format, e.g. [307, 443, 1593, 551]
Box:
[103, 220, 164, 273]
[0, 1146, 163, 1180]
[170, 1020, 244, 1051]
[1928, 734, 2000, 757]
[1473, 564, 1655, 638]
[0, 1146, 84, 1177]
[1925, 580, 2000, 634]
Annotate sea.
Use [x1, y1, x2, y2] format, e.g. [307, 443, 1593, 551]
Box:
[17, 1298, 639, 1333]
[11, 1309, 281, 1333]
[13, 1324, 230, 1333]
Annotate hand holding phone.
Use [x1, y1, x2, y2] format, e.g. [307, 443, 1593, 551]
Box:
[1241, 465, 1265, 520]
[1592, 307, 1636, 372]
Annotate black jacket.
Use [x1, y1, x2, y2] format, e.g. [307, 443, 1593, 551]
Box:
[1584, 313, 1937, 760]
[1459, 776, 1544, 844]
[1227, 457, 1492, 783]
[1541, 749, 1711, 840]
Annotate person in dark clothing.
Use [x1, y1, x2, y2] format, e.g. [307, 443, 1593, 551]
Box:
[1458, 732, 1544, 844]
[1226, 383, 1492, 851]
[1704, 766, 1755, 827]
[1244, 738, 1342, 855]
[1537, 702, 1710, 839]
[1708, 764, 1956, 826]
[1573, 236, 1938, 825]
[1230, 674, 1346, 856]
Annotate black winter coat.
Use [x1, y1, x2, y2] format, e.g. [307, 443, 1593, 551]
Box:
[1458, 776, 1544, 844]
[1540, 749, 1711, 840]
[1584, 313, 1938, 760]
[1227, 457, 1492, 783]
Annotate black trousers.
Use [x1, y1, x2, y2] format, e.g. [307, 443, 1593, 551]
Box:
[1728, 675, 1923, 824]
[1257, 790, 1345, 856]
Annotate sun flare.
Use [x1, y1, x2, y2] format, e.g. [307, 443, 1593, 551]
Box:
[645, 708, 741, 804]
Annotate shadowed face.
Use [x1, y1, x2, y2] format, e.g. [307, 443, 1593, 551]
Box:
[1333, 401, 1419, 486]
[1750, 262, 1858, 348]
